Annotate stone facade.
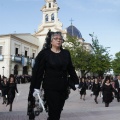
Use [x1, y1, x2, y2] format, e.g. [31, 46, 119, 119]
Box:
[0, 34, 38, 77]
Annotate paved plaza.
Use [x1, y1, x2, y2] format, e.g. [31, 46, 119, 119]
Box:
[0, 83, 120, 120]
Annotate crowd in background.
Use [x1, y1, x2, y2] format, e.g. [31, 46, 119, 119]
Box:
[78, 75, 120, 107]
[0, 74, 120, 113]
[0, 74, 31, 111]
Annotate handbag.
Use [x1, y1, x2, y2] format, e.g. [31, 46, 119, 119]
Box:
[68, 77, 76, 91]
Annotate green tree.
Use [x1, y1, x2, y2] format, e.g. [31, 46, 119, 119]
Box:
[63, 33, 111, 77]
[89, 33, 112, 77]
[112, 52, 120, 75]
[63, 34, 94, 77]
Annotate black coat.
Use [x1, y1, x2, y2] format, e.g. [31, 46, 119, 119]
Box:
[1, 82, 8, 96]
[102, 84, 114, 103]
[30, 49, 79, 91]
[79, 82, 87, 95]
[7, 83, 18, 103]
[92, 83, 101, 96]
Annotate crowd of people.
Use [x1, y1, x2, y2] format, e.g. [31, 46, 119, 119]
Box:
[0, 74, 19, 111]
[27, 30, 120, 120]
[78, 75, 120, 107]
[0, 30, 120, 120]
[0, 74, 120, 112]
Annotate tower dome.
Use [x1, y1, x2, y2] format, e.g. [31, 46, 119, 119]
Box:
[67, 25, 82, 39]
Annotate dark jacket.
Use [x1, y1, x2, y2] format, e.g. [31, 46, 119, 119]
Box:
[114, 79, 120, 90]
[1, 82, 8, 96]
[30, 49, 79, 91]
[92, 83, 101, 96]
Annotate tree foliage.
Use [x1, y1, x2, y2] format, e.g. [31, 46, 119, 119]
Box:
[63, 33, 112, 77]
[90, 33, 112, 76]
[112, 52, 120, 75]
[63, 34, 94, 77]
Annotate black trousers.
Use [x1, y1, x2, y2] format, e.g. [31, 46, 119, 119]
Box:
[44, 90, 66, 120]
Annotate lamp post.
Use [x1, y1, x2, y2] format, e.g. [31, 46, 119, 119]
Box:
[2, 66, 5, 77]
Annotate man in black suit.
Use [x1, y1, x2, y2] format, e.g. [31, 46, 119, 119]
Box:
[114, 74, 120, 102]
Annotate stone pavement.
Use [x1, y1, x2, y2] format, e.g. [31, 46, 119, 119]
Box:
[0, 83, 120, 120]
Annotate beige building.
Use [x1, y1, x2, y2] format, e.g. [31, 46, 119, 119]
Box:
[0, 34, 39, 77]
[0, 0, 92, 78]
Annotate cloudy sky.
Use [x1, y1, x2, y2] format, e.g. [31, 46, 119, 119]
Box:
[0, 0, 120, 58]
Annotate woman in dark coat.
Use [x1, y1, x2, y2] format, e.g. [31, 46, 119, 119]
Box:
[79, 77, 87, 100]
[1, 77, 8, 104]
[7, 74, 18, 111]
[102, 76, 114, 107]
[28, 31, 79, 120]
[92, 78, 101, 104]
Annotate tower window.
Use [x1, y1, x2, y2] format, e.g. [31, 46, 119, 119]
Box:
[49, 3, 51, 8]
[51, 13, 54, 21]
[45, 14, 48, 22]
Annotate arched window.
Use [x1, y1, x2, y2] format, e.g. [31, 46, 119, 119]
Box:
[51, 13, 54, 21]
[45, 14, 48, 22]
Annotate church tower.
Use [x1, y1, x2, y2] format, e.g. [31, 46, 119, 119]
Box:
[34, 0, 66, 51]
[41, 0, 60, 25]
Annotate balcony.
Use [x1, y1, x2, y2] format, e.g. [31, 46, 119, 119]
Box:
[11, 55, 22, 63]
[11, 54, 35, 67]
[0, 55, 4, 61]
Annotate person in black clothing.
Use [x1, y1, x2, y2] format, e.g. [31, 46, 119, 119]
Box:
[102, 76, 114, 107]
[114, 74, 120, 102]
[1, 77, 8, 104]
[7, 74, 18, 111]
[28, 30, 79, 120]
[92, 78, 101, 104]
[79, 77, 87, 100]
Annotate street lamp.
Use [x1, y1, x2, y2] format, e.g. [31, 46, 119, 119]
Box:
[2, 66, 5, 77]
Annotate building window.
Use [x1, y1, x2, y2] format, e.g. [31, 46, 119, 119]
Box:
[25, 50, 27, 57]
[0, 46, 3, 55]
[32, 53, 35, 58]
[45, 14, 48, 22]
[49, 3, 51, 8]
[15, 48, 18, 55]
[51, 13, 54, 21]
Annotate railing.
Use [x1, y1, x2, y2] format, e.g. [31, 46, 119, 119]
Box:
[11, 55, 35, 67]
[0, 55, 4, 61]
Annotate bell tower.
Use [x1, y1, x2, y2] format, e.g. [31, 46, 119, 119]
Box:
[34, 0, 66, 51]
[42, 0, 59, 23]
